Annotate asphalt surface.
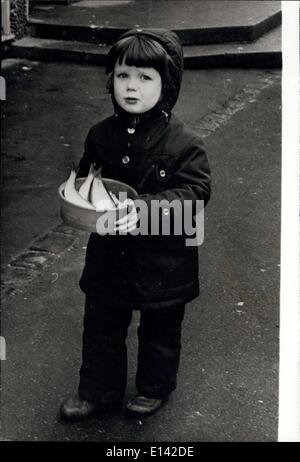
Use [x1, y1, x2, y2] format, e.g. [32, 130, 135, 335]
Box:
[0, 60, 281, 441]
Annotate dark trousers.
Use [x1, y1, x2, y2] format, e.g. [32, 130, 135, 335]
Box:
[78, 298, 185, 407]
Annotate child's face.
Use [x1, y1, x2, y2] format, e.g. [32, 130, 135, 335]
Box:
[113, 60, 162, 114]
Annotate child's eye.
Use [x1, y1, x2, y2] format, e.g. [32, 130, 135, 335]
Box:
[117, 72, 128, 79]
[140, 74, 152, 81]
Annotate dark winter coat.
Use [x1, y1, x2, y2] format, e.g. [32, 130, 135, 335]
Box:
[78, 28, 211, 309]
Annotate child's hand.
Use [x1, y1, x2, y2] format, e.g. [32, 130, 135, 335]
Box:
[113, 198, 138, 233]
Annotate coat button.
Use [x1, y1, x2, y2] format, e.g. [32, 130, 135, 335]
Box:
[127, 127, 135, 134]
[159, 169, 166, 177]
[122, 155, 130, 164]
[163, 208, 169, 216]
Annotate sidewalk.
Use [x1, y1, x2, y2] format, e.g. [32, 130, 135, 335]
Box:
[0, 58, 281, 441]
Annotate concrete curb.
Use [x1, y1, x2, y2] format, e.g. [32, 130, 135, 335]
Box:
[1, 223, 83, 301]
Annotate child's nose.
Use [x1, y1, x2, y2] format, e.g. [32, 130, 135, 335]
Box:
[127, 77, 138, 91]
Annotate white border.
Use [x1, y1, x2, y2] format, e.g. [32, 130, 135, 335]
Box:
[278, 1, 300, 442]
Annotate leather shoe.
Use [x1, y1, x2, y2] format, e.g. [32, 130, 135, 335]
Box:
[59, 395, 96, 421]
[125, 395, 163, 417]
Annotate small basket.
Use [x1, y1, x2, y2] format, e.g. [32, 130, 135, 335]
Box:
[58, 178, 137, 233]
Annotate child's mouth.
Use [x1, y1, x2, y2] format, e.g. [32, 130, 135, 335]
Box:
[124, 97, 139, 104]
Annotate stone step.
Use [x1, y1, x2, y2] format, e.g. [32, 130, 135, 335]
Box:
[10, 25, 281, 69]
[2, 34, 16, 59]
[1, 34, 16, 42]
[28, 0, 282, 46]
[30, 1, 81, 4]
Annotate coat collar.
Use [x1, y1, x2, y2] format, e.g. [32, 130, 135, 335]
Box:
[113, 103, 170, 131]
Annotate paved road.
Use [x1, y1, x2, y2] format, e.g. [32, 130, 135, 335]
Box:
[1, 59, 281, 441]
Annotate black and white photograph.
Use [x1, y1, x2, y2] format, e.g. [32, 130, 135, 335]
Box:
[0, 0, 299, 445]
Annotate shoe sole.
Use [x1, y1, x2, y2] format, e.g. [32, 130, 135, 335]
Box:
[125, 402, 164, 418]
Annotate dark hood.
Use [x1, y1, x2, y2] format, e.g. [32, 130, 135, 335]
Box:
[110, 28, 184, 124]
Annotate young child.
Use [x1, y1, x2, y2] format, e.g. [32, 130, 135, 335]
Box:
[60, 28, 211, 421]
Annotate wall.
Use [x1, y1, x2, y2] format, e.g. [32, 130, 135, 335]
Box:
[9, 0, 29, 39]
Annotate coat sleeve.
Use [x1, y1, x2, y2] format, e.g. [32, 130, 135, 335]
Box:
[77, 126, 103, 178]
[77, 129, 95, 178]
